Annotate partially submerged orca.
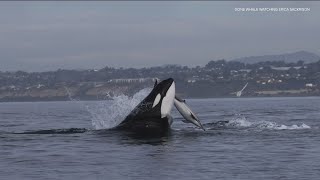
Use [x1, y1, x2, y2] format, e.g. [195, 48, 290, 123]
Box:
[116, 78, 205, 134]
[116, 78, 176, 134]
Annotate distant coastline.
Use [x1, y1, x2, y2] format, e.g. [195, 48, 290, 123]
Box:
[1, 51, 319, 103]
[0, 90, 318, 103]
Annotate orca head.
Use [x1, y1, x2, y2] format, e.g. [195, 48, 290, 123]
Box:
[146, 78, 175, 118]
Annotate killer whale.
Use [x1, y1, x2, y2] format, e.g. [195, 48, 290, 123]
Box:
[116, 78, 175, 134]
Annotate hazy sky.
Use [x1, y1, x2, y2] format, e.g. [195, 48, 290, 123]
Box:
[0, 1, 319, 72]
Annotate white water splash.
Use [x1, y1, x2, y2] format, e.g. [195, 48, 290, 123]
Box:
[87, 88, 152, 130]
[266, 123, 310, 130]
[228, 116, 311, 130]
[228, 116, 253, 127]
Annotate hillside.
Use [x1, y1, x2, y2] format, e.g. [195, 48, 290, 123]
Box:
[231, 51, 320, 64]
[1, 59, 320, 102]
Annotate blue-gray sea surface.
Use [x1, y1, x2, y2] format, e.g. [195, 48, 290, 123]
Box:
[1, 97, 320, 180]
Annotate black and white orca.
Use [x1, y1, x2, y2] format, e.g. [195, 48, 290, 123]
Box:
[116, 78, 175, 134]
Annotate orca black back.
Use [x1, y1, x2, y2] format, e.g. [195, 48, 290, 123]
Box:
[116, 78, 175, 134]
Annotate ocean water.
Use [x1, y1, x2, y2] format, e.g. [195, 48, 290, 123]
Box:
[1, 92, 320, 180]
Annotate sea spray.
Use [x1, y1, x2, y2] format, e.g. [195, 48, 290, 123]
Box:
[87, 88, 152, 130]
[228, 115, 311, 130]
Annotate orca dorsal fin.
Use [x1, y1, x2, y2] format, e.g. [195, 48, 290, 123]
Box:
[153, 79, 158, 88]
